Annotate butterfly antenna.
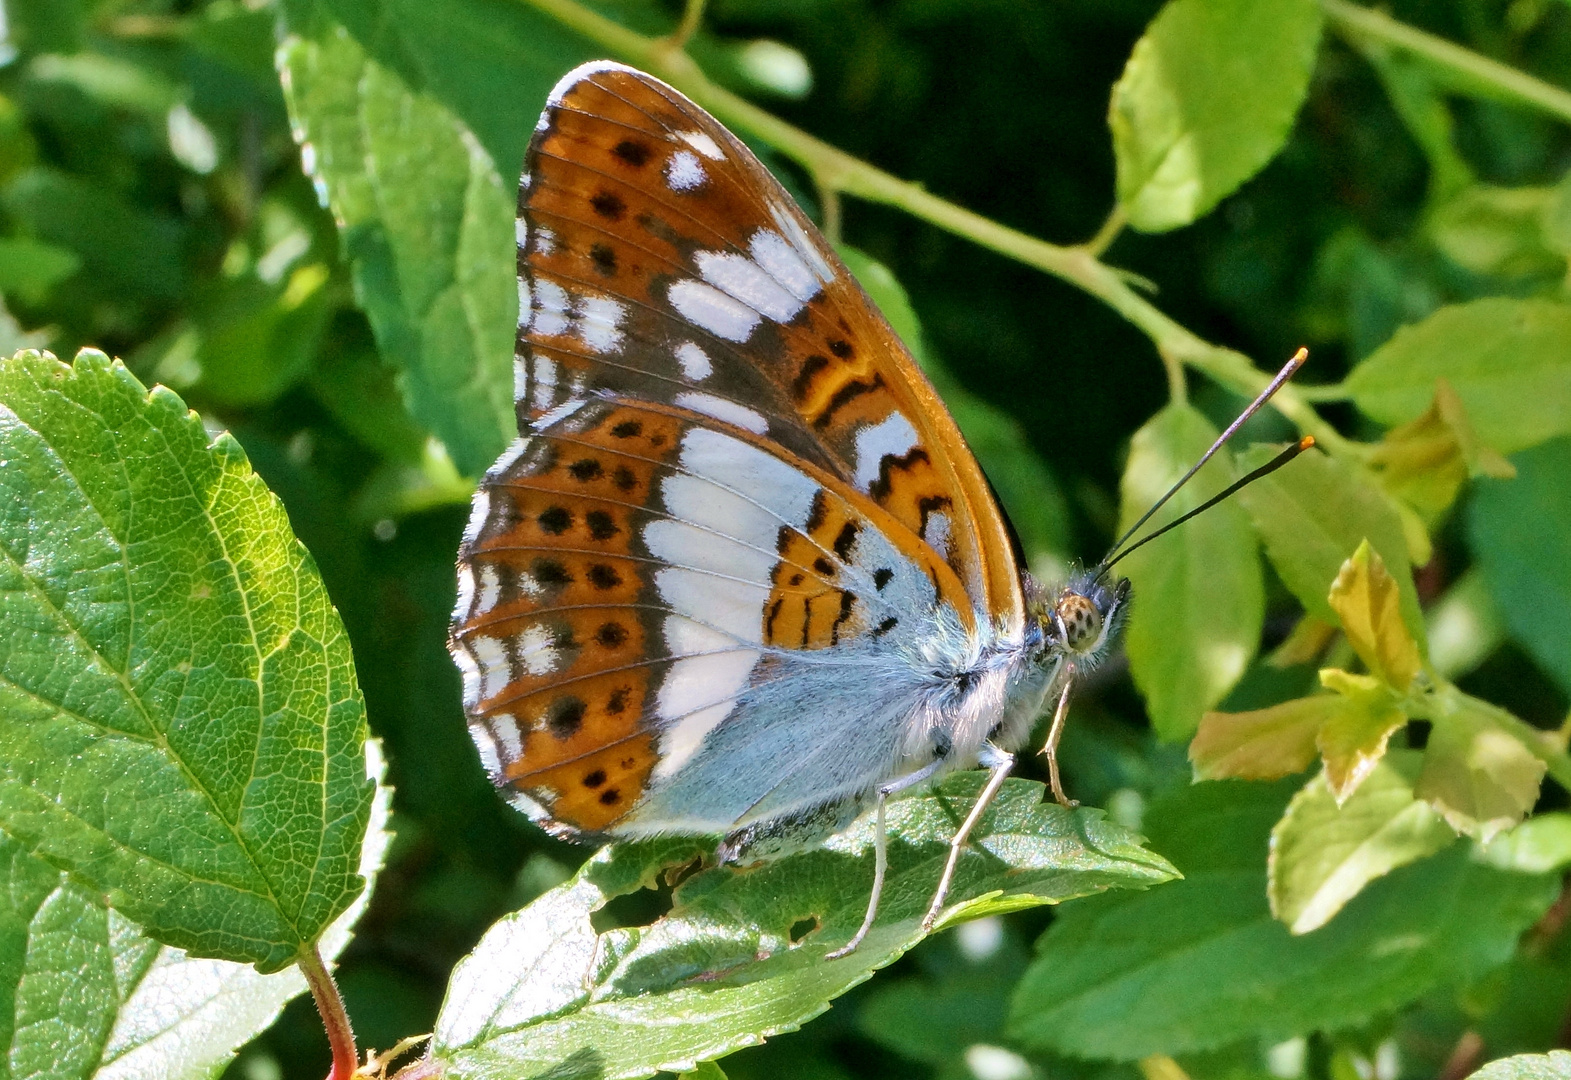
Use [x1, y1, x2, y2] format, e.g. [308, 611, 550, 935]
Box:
[1098, 348, 1311, 575]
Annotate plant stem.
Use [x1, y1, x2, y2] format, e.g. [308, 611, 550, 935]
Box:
[667, 0, 706, 50]
[299, 943, 358, 1080]
[1083, 204, 1127, 258]
[516, 0, 1352, 451]
[1321, 0, 1571, 125]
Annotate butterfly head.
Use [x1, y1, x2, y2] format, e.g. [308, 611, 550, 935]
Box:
[1027, 569, 1130, 667]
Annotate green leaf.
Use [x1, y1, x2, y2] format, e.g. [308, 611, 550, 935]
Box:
[1268, 752, 1455, 934]
[1118, 403, 1263, 740]
[0, 237, 79, 305]
[1315, 669, 1407, 800]
[1190, 695, 1331, 782]
[1327, 541, 1422, 691]
[1356, 46, 1472, 200]
[432, 773, 1175, 1080]
[1468, 437, 1571, 692]
[677, 1064, 730, 1080]
[1428, 184, 1566, 278]
[1007, 778, 1557, 1059]
[1478, 813, 1571, 874]
[0, 349, 373, 972]
[0, 740, 391, 1080]
[1110, 0, 1323, 231]
[1415, 690, 1547, 842]
[1343, 298, 1571, 456]
[277, 12, 518, 476]
[838, 246, 1069, 567]
[1472, 1051, 1571, 1080]
[1234, 444, 1425, 649]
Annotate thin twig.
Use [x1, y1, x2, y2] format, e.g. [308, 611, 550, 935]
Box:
[1321, 0, 1571, 125]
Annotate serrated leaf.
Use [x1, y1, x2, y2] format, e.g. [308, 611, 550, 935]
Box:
[433, 773, 1175, 1080]
[1315, 669, 1407, 800]
[1235, 445, 1425, 649]
[839, 246, 1068, 568]
[1343, 298, 1571, 456]
[0, 349, 373, 972]
[277, 15, 517, 476]
[1118, 403, 1263, 740]
[1190, 695, 1332, 781]
[1472, 1051, 1571, 1080]
[0, 739, 390, 1080]
[1327, 541, 1422, 690]
[1468, 437, 1571, 693]
[1110, 0, 1322, 231]
[1415, 690, 1547, 842]
[1007, 779, 1558, 1060]
[1268, 752, 1455, 934]
[1367, 379, 1516, 520]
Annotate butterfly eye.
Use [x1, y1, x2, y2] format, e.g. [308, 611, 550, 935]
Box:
[1055, 593, 1104, 654]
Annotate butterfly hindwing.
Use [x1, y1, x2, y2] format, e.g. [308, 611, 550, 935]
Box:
[516, 62, 1024, 626]
[453, 397, 973, 835]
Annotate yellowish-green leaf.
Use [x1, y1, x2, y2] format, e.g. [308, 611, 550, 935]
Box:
[1269, 752, 1455, 934]
[1416, 692, 1547, 842]
[1428, 184, 1566, 278]
[1367, 378, 1516, 520]
[1110, 0, 1323, 231]
[1190, 696, 1333, 781]
[1317, 669, 1408, 801]
[1327, 541, 1422, 691]
[1478, 812, 1571, 874]
[1266, 615, 1338, 669]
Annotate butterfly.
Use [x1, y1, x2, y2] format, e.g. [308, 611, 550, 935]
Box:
[449, 59, 1139, 958]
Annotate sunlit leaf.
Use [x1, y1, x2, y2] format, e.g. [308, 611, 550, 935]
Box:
[1268, 752, 1454, 934]
[1478, 813, 1571, 874]
[1235, 445, 1424, 648]
[1367, 379, 1516, 520]
[1416, 691, 1547, 842]
[1471, 1051, 1571, 1080]
[1343, 298, 1571, 456]
[0, 349, 373, 971]
[1007, 779, 1558, 1059]
[1327, 540, 1423, 691]
[1118, 403, 1263, 740]
[1469, 437, 1571, 692]
[433, 774, 1175, 1080]
[1316, 669, 1407, 801]
[1110, 0, 1322, 231]
[1190, 696, 1332, 781]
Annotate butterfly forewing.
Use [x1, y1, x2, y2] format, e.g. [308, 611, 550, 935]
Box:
[515, 62, 1022, 622]
[454, 61, 1027, 838]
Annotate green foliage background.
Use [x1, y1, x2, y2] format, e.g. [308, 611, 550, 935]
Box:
[2, 0, 1571, 1078]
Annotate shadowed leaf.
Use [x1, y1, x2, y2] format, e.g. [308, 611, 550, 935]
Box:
[1327, 541, 1422, 691]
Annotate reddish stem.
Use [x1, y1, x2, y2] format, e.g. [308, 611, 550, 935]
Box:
[299, 943, 358, 1080]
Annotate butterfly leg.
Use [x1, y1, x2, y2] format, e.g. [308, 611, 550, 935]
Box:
[920, 744, 1014, 933]
[1040, 676, 1079, 808]
[828, 757, 948, 960]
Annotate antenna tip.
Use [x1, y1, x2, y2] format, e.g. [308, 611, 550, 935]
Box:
[1290, 346, 1309, 363]
[1299, 435, 1316, 451]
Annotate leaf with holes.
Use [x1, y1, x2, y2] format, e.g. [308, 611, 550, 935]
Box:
[0, 349, 373, 972]
[432, 772, 1175, 1080]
